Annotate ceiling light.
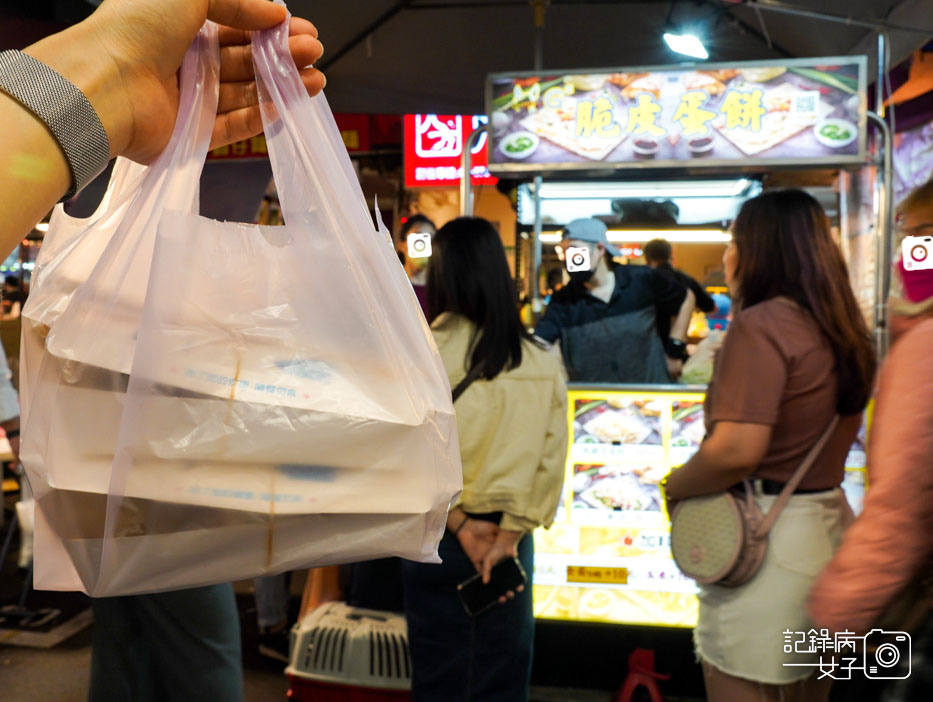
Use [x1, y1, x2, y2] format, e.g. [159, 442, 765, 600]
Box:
[536, 179, 753, 200]
[607, 229, 731, 243]
[663, 31, 709, 60]
[34, 222, 49, 232]
[539, 232, 563, 244]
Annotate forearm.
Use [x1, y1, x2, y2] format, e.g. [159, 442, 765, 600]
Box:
[2, 18, 129, 252]
[664, 444, 755, 499]
[669, 289, 695, 342]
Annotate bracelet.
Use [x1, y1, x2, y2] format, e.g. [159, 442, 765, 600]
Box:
[451, 514, 470, 535]
[0, 50, 110, 201]
[4, 429, 19, 440]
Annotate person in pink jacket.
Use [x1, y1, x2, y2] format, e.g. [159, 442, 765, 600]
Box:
[808, 178, 933, 697]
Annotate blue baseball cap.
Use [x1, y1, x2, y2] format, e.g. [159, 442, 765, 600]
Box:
[563, 218, 621, 258]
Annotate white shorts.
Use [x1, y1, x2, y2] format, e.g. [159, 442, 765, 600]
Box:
[694, 487, 853, 684]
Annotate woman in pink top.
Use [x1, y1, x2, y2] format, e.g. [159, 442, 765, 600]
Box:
[808, 178, 933, 701]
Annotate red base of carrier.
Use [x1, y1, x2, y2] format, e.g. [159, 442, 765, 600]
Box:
[287, 676, 412, 702]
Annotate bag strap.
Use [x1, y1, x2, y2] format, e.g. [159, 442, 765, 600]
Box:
[452, 363, 485, 403]
[755, 414, 840, 537]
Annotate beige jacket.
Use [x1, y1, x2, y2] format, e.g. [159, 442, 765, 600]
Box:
[432, 313, 568, 533]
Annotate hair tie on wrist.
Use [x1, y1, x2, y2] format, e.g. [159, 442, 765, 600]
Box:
[5, 429, 19, 440]
[451, 514, 469, 535]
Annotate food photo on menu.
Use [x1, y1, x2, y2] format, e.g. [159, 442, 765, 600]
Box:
[573, 396, 663, 446]
[571, 463, 666, 513]
[488, 60, 864, 167]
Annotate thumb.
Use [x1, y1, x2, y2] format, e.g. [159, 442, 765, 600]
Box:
[481, 553, 494, 584]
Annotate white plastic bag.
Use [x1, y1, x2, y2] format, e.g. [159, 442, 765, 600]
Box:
[22, 11, 461, 597]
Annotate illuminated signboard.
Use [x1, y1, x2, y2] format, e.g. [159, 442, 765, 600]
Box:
[487, 57, 867, 174]
[533, 386, 868, 627]
[404, 114, 498, 188]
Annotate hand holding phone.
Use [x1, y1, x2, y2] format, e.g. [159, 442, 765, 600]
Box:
[457, 556, 527, 617]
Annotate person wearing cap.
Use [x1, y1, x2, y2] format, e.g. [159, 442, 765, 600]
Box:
[535, 218, 694, 383]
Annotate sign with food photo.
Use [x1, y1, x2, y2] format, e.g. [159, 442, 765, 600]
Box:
[486, 57, 866, 172]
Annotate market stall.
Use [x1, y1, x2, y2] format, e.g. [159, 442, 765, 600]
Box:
[483, 55, 883, 632]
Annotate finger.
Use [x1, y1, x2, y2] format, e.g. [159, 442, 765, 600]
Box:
[482, 559, 492, 584]
[516, 584, 525, 593]
[217, 68, 325, 116]
[505, 590, 516, 600]
[209, 105, 263, 152]
[219, 34, 324, 82]
[218, 17, 319, 48]
[207, 0, 287, 30]
[498, 595, 507, 605]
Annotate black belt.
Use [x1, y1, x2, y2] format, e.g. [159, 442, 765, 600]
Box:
[758, 479, 832, 495]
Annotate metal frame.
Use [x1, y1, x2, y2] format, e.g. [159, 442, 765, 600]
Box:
[485, 55, 869, 174]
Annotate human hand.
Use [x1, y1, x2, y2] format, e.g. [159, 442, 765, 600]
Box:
[666, 357, 683, 381]
[456, 519, 499, 574]
[28, 0, 325, 163]
[481, 529, 525, 604]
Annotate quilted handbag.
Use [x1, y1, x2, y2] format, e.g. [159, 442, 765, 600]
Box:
[669, 415, 839, 587]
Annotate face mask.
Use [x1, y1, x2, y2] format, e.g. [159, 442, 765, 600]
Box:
[897, 257, 933, 303]
[568, 269, 595, 285]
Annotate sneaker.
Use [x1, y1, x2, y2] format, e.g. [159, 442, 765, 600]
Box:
[258, 627, 291, 663]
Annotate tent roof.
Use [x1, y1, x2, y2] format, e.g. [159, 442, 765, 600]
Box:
[3, 1, 932, 115]
[290, 0, 933, 114]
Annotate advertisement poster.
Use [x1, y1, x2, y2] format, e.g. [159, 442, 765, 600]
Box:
[487, 57, 866, 174]
[403, 114, 498, 188]
[533, 388, 869, 628]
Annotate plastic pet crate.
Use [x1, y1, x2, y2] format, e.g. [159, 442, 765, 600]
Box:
[286, 601, 412, 701]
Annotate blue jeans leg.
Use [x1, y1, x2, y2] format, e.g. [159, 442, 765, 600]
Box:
[402, 531, 534, 702]
[254, 573, 289, 629]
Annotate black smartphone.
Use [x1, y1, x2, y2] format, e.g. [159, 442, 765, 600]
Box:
[457, 556, 527, 617]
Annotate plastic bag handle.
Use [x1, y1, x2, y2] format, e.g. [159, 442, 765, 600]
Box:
[140, 21, 221, 214]
[250, 4, 371, 225]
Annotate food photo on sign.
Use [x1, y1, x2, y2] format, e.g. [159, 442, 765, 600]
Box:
[487, 59, 866, 170]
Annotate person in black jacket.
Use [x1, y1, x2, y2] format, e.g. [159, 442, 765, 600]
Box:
[643, 238, 717, 348]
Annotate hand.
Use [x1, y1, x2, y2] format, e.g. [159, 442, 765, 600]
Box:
[456, 518, 499, 574]
[481, 529, 525, 604]
[666, 357, 684, 381]
[28, 0, 325, 163]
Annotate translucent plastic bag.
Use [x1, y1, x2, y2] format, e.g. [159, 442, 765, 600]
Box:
[24, 10, 461, 596]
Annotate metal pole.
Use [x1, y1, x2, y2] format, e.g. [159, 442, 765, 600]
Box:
[530, 0, 549, 318]
[876, 33, 887, 118]
[868, 111, 893, 358]
[459, 127, 486, 217]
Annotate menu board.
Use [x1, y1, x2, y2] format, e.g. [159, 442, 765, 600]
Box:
[487, 57, 866, 174]
[533, 387, 869, 628]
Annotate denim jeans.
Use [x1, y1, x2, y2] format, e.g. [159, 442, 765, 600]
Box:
[402, 530, 535, 702]
[253, 573, 289, 629]
[88, 583, 242, 702]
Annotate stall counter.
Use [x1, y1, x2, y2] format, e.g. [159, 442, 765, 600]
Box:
[532, 383, 868, 628]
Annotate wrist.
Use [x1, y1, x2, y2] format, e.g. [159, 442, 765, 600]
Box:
[665, 338, 687, 360]
[25, 19, 131, 160]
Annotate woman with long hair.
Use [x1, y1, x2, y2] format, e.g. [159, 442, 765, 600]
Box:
[664, 189, 876, 702]
[402, 217, 568, 702]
